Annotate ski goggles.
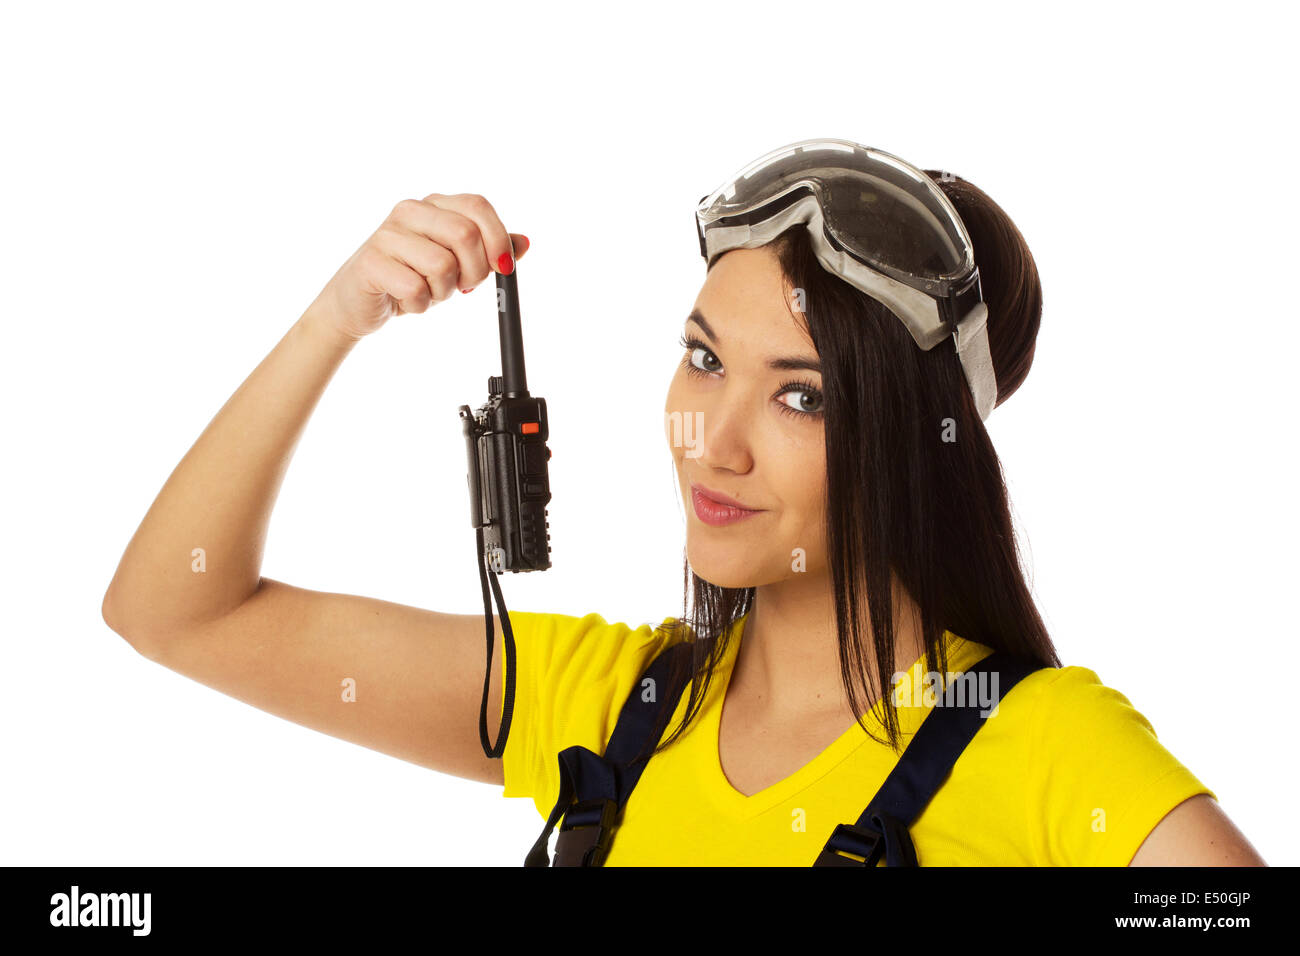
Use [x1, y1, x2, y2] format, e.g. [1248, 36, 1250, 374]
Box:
[694, 138, 997, 421]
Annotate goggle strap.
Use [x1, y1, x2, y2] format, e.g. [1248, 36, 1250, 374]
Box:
[953, 302, 997, 420]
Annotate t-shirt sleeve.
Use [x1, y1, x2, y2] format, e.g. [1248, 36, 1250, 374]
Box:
[498, 610, 680, 820]
[1025, 665, 1217, 866]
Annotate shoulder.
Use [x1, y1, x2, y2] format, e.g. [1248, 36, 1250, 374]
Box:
[1012, 662, 1205, 792]
[1006, 662, 1218, 865]
[507, 610, 686, 691]
[1014, 663, 1184, 758]
[1011, 663, 1150, 725]
[501, 610, 687, 811]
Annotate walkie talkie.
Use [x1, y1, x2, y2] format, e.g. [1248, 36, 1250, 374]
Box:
[459, 260, 551, 759]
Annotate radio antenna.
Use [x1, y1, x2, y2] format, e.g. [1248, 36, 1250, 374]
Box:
[496, 269, 528, 398]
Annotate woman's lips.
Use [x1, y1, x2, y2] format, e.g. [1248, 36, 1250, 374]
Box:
[690, 484, 763, 527]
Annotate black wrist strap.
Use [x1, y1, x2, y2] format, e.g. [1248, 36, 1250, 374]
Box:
[476, 527, 517, 759]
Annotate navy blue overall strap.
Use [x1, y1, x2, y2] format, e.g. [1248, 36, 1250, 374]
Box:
[815, 650, 1050, 866]
[524, 639, 695, 866]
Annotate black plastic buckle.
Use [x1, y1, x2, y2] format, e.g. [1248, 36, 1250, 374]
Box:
[814, 822, 886, 867]
[552, 797, 618, 866]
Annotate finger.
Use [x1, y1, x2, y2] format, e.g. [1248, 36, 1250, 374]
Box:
[375, 227, 460, 303]
[390, 200, 491, 289]
[422, 192, 516, 275]
[361, 245, 435, 315]
[508, 233, 530, 262]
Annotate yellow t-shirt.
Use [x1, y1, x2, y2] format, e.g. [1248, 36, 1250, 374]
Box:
[500, 610, 1216, 866]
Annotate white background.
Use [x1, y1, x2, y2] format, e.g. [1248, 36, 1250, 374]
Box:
[2, 0, 1294, 866]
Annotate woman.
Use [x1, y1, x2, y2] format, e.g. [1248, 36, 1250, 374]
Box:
[102, 140, 1265, 866]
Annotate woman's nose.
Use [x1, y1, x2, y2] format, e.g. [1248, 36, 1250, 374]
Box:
[687, 394, 753, 475]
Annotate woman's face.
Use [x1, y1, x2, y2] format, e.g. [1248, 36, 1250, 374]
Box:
[665, 246, 828, 589]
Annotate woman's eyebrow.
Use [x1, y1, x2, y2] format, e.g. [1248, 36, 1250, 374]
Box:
[687, 309, 822, 373]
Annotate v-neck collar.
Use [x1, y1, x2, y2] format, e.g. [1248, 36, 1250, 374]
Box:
[693, 612, 988, 820]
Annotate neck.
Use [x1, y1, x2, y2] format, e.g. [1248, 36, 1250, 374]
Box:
[735, 570, 927, 719]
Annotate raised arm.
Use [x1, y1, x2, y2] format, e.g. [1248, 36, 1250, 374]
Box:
[102, 193, 529, 785]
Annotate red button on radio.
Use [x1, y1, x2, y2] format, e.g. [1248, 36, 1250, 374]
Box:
[520, 422, 539, 434]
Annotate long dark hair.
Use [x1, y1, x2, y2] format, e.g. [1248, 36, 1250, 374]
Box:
[646, 169, 1060, 759]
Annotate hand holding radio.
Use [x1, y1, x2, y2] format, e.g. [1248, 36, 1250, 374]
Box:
[299, 188, 542, 759]
[308, 192, 529, 342]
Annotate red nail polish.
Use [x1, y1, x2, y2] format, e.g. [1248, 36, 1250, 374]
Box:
[497, 252, 515, 275]
[460, 288, 471, 294]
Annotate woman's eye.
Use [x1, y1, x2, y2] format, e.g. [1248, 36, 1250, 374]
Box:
[679, 335, 722, 375]
[776, 386, 824, 416]
[689, 347, 721, 373]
